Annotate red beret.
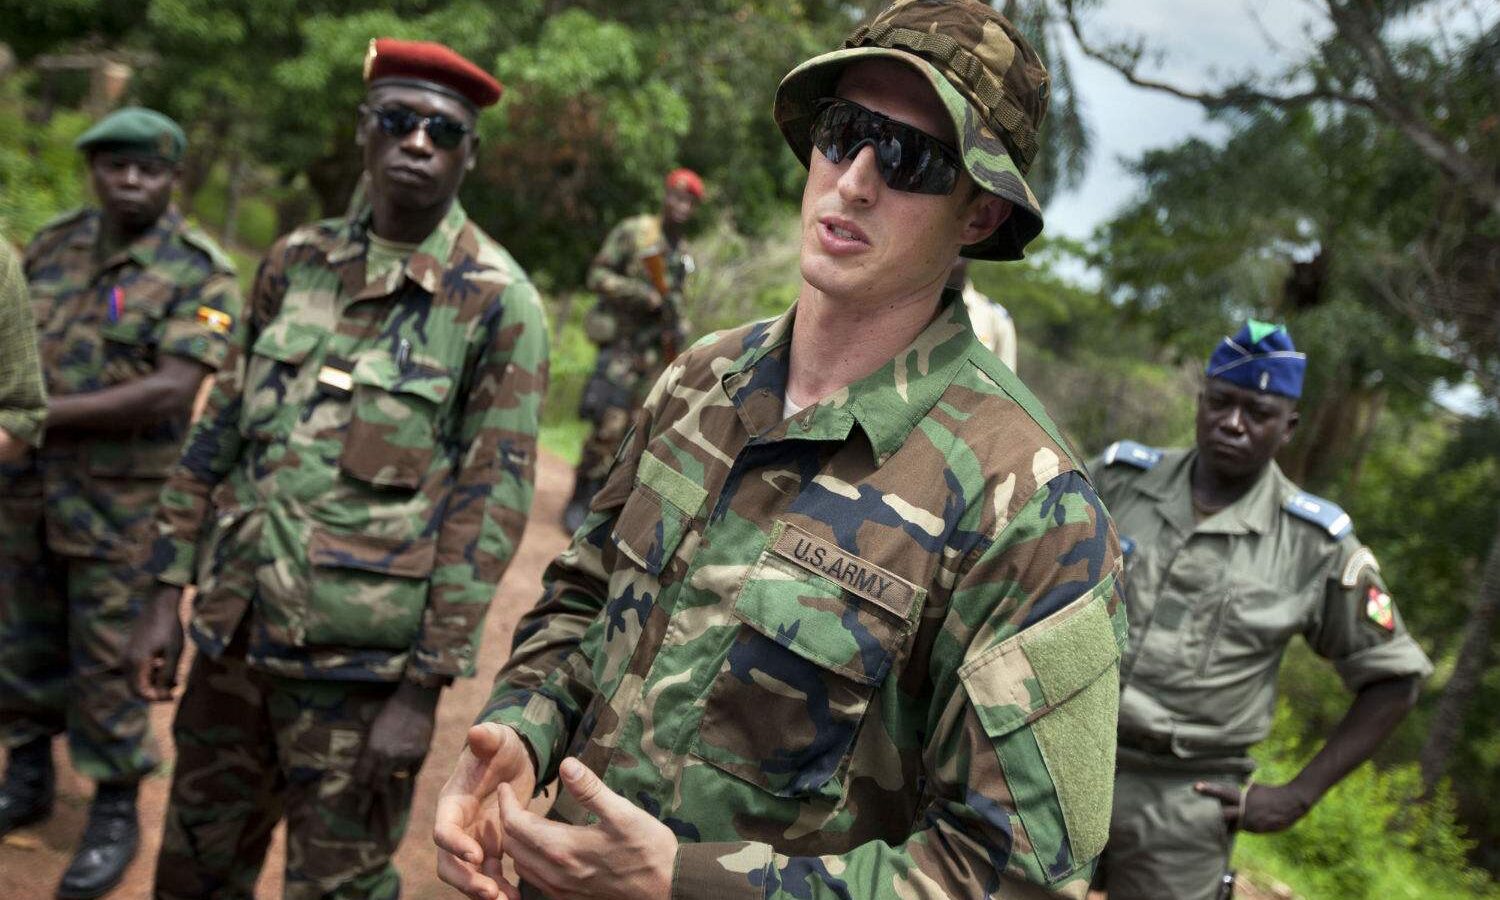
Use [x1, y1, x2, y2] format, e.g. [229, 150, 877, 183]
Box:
[364, 38, 502, 110]
[665, 167, 705, 200]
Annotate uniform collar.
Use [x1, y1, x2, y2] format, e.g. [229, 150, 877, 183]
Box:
[328, 200, 471, 300]
[720, 288, 982, 465]
[78, 206, 182, 274]
[1138, 448, 1286, 537]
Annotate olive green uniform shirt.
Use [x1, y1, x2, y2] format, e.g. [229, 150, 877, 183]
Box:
[1092, 445, 1432, 767]
[0, 240, 46, 448]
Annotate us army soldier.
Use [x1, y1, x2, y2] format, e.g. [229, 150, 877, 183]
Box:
[436, 2, 1125, 898]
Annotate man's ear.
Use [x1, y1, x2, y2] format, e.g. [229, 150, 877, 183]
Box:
[1281, 407, 1301, 446]
[960, 194, 1011, 247]
[465, 134, 480, 171]
[354, 104, 370, 147]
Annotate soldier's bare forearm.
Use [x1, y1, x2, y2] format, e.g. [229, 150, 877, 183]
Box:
[1288, 674, 1420, 804]
[46, 354, 211, 432]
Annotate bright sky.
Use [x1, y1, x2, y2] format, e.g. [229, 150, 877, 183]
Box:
[1044, 0, 1329, 241]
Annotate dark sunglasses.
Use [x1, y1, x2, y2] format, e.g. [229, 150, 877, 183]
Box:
[366, 105, 472, 150]
[810, 98, 961, 195]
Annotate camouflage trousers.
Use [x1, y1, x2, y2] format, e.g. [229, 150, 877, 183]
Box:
[0, 489, 158, 783]
[155, 639, 421, 900]
[576, 343, 666, 482]
[1094, 759, 1248, 900]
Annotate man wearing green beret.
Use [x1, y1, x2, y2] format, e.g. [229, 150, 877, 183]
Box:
[0, 105, 241, 899]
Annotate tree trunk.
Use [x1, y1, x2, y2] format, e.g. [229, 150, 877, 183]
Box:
[1420, 506, 1500, 795]
[221, 150, 245, 247]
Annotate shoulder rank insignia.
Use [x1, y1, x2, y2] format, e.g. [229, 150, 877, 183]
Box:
[1284, 491, 1352, 539]
[1104, 440, 1162, 470]
[1365, 586, 1397, 632]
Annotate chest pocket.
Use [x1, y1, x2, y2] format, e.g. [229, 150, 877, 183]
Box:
[338, 351, 453, 490]
[690, 520, 922, 800]
[98, 273, 175, 384]
[240, 328, 321, 440]
[960, 580, 1121, 886]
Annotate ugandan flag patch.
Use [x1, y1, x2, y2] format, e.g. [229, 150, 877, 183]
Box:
[196, 306, 233, 335]
[1365, 586, 1396, 633]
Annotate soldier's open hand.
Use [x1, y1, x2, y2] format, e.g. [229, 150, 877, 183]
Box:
[125, 584, 185, 701]
[434, 723, 538, 900]
[355, 680, 440, 789]
[497, 756, 675, 899]
[1195, 780, 1312, 834]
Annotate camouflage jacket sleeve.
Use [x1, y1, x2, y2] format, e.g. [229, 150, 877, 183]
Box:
[148, 253, 278, 586]
[406, 280, 549, 681]
[0, 242, 46, 447]
[584, 219, 657, 312]
[475, 410, 653, 780]
[674, 471, 1127, 900]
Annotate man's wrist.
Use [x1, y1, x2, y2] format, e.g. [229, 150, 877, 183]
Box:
[401, 667, 450, 692]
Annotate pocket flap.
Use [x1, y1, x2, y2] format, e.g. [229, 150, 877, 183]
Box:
[635, 451, 708, 518]
[352, 352, 452, 404]
[733, 523, 914, 687]
[250, 325, 321, 365]
[960, 578, 1120, 739]
[609, 450, 704, 576]
[308, 527, 436, 579]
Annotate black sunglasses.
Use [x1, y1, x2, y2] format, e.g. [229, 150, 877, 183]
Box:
[366, 105, 472, 151]
[810, 98, 961, 195]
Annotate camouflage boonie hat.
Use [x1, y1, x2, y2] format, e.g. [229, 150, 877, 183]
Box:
[775, 0, 1049, 261]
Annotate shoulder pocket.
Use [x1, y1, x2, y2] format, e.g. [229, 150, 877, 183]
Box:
[609, 449, 706, 575]
[690, 520, 921, 799]
[960, 578, 1121, 885]
[338, 351, 453, 489]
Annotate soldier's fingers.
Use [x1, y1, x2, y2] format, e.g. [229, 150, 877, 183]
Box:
[435, 848, 502, 900]
[1193, 780, 1241, 807]
[498, 784, 572, 865]
[434, 797, 485, 864]
[558, 756, 636, 825]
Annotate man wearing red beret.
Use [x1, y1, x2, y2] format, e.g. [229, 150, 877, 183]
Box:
[125, 38, 547, 899]
[562, 168, 704, 533]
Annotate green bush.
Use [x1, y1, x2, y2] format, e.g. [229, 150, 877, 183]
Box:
[0, 76, 89, 243]
[1234, 702, 1500, 899]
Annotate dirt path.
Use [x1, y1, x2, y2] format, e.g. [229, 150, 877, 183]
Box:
[0, 452, 576, 899]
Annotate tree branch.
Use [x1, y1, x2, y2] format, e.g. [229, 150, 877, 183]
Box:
[1059, 0, 1500, 218]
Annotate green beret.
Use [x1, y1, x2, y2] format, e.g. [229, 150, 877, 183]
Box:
[74, 107, 187, 163]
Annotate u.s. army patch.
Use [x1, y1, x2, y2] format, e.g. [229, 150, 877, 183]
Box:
[1365, 586, 1396, 633]
[772, 522, 918, 620]
[195, 306, 233, 334]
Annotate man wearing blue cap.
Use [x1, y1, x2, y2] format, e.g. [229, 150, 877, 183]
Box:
[1089, 320, 1432, 900]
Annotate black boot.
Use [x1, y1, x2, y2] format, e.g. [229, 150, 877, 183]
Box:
[0, 737, 54, 837]
[563, 475, 602, 534]
[57, 781, 139, 900]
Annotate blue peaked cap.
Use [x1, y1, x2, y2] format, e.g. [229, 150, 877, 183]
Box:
[1206, 320, 1306, 398]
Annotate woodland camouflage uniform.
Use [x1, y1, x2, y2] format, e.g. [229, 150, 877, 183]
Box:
[483, 294, 1126, 899]
[574, 213, 693, 486]
[148, 201, 547, 898]
[0, 206, 239, 783]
